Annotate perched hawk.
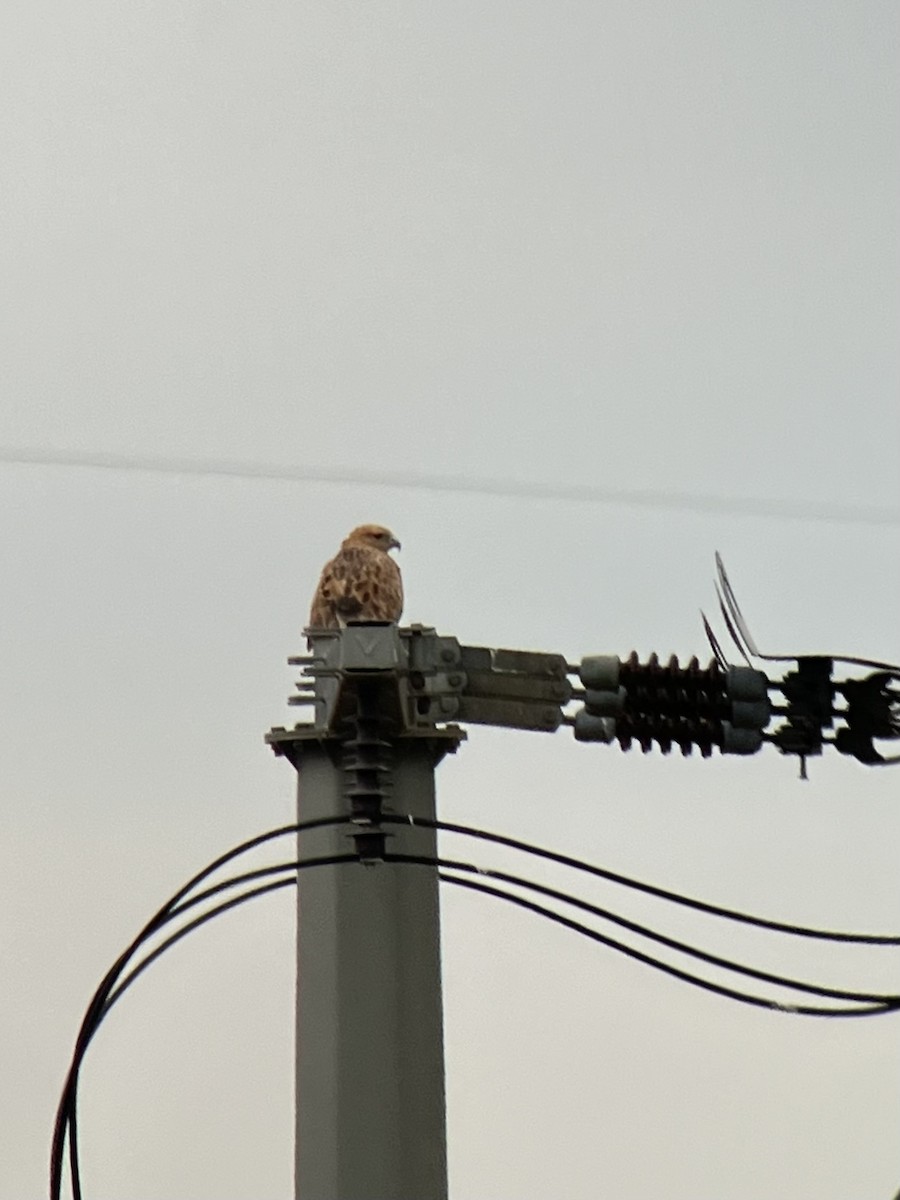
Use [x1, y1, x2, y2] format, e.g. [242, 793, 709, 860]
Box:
[308, 524, 403, 629]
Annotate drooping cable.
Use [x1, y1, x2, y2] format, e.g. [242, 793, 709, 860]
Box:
[50, 815, 351, 1200]
[434, 868, 897, 1017]
[53, 818, 900, 1199]
[104, 866, 323, 1012]
[58, 857, 900, 1195]
[713, 552, 900, 672]
[381, 814, 900, 945]
[96, 816, 900, 1040]
[433, 859, 896, 1005]
[105, 859, 899, 1025]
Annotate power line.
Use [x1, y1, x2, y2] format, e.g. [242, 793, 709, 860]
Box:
[52, 813, 900, 1198]
[3, 444, 899, 526]
[107, 857, 898, 1024]
[49, 815, 352, 1200]
[432, 860, 895, 1004]
[53, 849, 900, 1200]
[435, 869, 899, 1018]
[387, 815, 900, 944]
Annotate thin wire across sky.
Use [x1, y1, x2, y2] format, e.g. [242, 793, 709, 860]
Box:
[2, 445, 898, 527]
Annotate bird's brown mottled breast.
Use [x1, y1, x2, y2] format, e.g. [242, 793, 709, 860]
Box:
[308, 536, 403, 629]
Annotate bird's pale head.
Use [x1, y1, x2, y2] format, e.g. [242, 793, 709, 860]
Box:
[343, 524, 401, 553]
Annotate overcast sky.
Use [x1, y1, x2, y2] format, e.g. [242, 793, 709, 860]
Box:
[2, 2, 899, 1198]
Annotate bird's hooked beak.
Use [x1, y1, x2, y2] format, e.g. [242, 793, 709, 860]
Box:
[389, 537, 401, 552]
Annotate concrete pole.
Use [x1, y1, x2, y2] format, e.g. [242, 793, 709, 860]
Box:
[291, 736, 455, 1200]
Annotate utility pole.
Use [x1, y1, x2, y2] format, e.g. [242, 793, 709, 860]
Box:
[268, 624, 464, 1200]
[266, 619, 898, 1199]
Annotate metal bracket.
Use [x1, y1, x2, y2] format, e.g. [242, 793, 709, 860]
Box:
[455, 645, 571, 731]
[285, 624, 466, 735]
[278, 626, 571, 738]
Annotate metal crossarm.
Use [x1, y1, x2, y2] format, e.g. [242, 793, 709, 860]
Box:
[272, 625, 899, 770]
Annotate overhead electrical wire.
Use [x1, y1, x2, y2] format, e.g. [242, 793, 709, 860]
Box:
[431, 867, 899, 1018]
[56, 855, 900, 1199]
[52, 818, 900, 1199]
[382, 814, 900, 945]
[712, 552, 900, 673]
[4, 444, 899, 527]
[56, 809, 900, 1180]
[49, 815, 352, 1200]
[103, 858, 900, 1029]
[113, 857, 900, 1014]
[430, 859, 896, 1006]
[104, 868, 312, 1012]
[55, 858, 900, 1200]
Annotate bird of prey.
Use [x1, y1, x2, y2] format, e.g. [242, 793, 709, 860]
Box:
[308, 524, 403, 629]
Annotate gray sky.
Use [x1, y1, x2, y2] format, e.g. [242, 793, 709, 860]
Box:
[2, 2, 898, 1198]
